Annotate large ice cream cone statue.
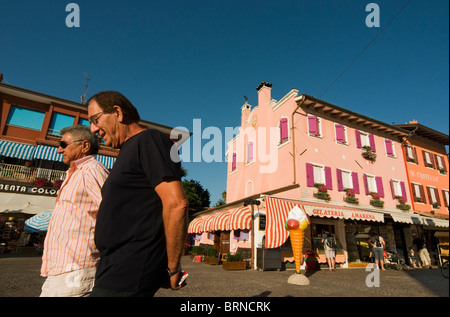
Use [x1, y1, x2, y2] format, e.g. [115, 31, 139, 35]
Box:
[285, 206, 310, 285]
[288, 229, 304, 274]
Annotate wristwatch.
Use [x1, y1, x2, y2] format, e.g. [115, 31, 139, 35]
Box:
[167, 266, 181, 277]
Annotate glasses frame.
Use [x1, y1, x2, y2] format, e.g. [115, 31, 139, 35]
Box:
[59, 139, 85, 149]
[88, 111, 105, 125]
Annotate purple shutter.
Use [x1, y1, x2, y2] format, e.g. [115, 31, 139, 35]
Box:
[306, 163, 314, 187]
[336, 124, 345, 143]
[280, 118, 288, 143]
[308, 116, 318, 136]
[352, 172, 360, 194]
[376, 176, 384, 197]
[385, 139, 393, 156]
[248, 142, 253, 161]
[363, 174, 369, 195]
[400, 182, 407, 201]
[232, 153, 237, 171]
[325, 166, 332, 190]
[240, 230, 250, 240]
[355, 130, 362, 148]
[337, 169, 343, 191]
[369, 134, 376, 152]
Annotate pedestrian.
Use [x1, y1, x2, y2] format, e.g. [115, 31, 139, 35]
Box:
[87, 91, 189, 297]
[368, 232, 385, 270]
[40, 125, 109, 297]
[408, 245, 421, 268]
[322, 231, 336, 271]
[412, 234, 432, 269]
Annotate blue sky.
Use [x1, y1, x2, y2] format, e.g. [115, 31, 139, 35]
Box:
[1, 0, 448, 206]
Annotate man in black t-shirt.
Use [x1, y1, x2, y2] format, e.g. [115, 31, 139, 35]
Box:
[87, 91, 189, 296]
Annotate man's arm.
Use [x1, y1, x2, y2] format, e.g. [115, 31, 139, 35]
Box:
[155, 178, 189, 290]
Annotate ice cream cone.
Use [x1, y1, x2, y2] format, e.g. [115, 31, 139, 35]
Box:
[289, 229, 304, 274]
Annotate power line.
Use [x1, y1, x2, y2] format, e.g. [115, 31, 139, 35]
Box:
[320, 0, 413, 98]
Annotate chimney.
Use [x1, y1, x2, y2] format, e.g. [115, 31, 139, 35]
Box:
[0, 73, 3, 83]
[409, 120, 418, 124]
[256, 82, 272, 107]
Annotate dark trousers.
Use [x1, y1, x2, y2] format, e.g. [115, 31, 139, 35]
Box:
[90, 286, 159, 297]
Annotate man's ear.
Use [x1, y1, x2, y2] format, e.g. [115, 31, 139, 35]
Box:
[81, 140, 91, 154]
[113, 105, 125, 123]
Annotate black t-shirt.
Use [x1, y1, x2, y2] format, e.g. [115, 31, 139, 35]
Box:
[94, 129, 182, 293]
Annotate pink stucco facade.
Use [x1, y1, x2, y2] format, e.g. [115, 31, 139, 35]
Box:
[227, 84, 412, 210]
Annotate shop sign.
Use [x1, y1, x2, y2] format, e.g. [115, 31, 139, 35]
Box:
[308, 207, 383, 222]
[0, 182, 59, 197]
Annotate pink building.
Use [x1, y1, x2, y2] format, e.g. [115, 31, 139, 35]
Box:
[189, 82, 449, 270]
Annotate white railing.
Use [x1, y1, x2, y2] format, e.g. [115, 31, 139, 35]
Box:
[0, 163, 66, 183]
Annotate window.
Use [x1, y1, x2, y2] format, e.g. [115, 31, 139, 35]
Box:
[435, 154, 447, 174]
[363, 174, 384, 197]
[384, 139, 396, 157]
[6, 105, 45, 131]
[426, 186, 440, 208]
[49, 113, 76, 136]
[390, 179, 407, 200]
[279, 118, 289, 144]
[79, 118, 90, 127]
[442, 189, 449, 208]
[231, 153, 237, 172]
[356, 130, 376, 152]
[412, 183, 426, 203]
[234, 229, 250, 241]
[247, 141, 254, 163]
[335, 124, 347, 144]
[306, 163, 332, 189]
[337, 169, 360, 193]
[405, 145, 418, 163]
[422, 151, 435, 169]
[308, 115, 322, 137]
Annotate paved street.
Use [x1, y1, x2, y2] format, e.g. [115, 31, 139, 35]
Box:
[0, 254, 448, 298]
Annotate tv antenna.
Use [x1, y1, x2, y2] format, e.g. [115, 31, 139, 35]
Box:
[81, 72, 90, 104]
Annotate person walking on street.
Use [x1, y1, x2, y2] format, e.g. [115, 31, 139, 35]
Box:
[369, 232, 385, 270]
[413, 234, 432, 269]
[40, 125, 109, 297]
[87, 91, 189, 297]
[322, 231, 336, 271]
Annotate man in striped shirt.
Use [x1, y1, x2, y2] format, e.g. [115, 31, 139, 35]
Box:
[40, 125, 109, 297]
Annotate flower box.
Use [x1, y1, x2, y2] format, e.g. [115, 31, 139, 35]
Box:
[222, 261, 246, 271]
[396, 203, 411, 211]
[370, 199, 384, 208]
[204, 256, 220, 265]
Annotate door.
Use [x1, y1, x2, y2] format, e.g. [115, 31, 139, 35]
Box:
[220, 231, 230, 255]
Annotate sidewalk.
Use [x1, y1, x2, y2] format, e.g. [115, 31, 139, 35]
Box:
[154, 255, 448, 297]
[0, 254, 448, 297]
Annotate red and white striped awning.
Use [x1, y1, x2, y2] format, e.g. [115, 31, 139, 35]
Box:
[229, 206, 252, 230]
[187, 217, 203, 234]
[264, 196, 385, 248]
[212, 210, 231, 231]
[202, 214, 216, 233]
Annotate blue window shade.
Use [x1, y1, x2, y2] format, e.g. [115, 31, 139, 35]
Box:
[79, 118, 90, 127]
[49, 113, 75, 136]
[6, 106, 45, 131]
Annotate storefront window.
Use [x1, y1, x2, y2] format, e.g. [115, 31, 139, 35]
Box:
[345, 220, 381, 263]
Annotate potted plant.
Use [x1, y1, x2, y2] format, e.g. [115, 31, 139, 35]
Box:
[313, 184, 330, 201]
[191, 246, 203, 261]
[369, 192, 384, 208]
[344, 189, 359, 204]
[361, 145, 377, 161]
[222, 252, 246, 271]
[395, 196, 411, 211]
[204, 247, 219, 265]
[304, 250, 318, 270]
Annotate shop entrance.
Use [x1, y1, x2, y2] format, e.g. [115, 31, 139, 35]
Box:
[345, 221, 381, 263]
[214, 231, 230, 256]
[393, 224, 409, 265]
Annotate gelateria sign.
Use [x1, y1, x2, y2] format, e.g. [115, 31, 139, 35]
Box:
[306, 206, 384, 223]
[0, 182, 59, 197]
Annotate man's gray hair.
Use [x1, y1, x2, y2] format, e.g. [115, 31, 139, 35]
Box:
[60, 125, 100, 155]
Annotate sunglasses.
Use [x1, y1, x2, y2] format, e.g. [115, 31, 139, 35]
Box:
[59, 140, 84, 149]
[88, 111, 105, 125]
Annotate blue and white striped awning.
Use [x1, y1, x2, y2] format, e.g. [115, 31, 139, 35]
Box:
[96, 154, 116, 169]
[33, 145, 63, 162]
[0, 140, 36, 160]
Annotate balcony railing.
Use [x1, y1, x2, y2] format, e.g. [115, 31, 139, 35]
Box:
[0, 163, 66, 183]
